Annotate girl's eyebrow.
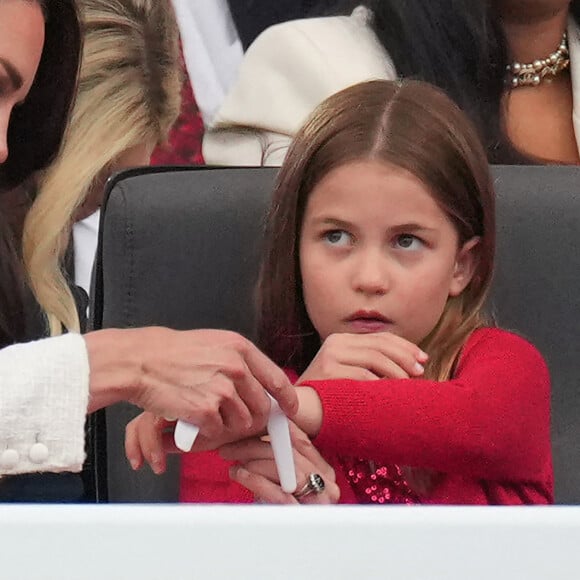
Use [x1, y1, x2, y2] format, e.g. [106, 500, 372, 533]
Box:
[390, 223, 439, 234]
[309, 217, 354, 229]
[309, 217, 438, 234]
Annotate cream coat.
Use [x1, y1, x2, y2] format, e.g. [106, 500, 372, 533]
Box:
[203, 7, 580, 166]
[0, 334, 88, 475]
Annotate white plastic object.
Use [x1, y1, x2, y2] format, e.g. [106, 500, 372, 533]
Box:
[174, 421, 200, 453]
[174, 394, 297, 493]
[266, 394, 297, 493]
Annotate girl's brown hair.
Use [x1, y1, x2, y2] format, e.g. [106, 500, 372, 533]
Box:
[257, 79, 496, 493]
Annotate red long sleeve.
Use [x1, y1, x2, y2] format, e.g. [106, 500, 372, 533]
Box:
[179, 328, 552, 505]
[303, 328, 553, 504]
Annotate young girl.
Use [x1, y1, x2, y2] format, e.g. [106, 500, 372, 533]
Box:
[129, 79, 553, 505]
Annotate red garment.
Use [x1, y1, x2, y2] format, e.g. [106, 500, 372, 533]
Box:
[151, 52, 204, 166]
[180, 328, 553, 505]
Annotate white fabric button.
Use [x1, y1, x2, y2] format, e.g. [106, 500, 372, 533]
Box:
[29, 443, 49, 464]
[0, 449, 20, 470]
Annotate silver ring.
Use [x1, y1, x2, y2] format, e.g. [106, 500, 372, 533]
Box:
[293, 473, 325, 500]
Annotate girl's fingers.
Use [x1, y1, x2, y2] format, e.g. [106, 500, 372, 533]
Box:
[372, 333, 427, 376]
[125, 416, 145, 471]
[340, 347, 410, 379]
[310, 332, 427, 382]
[348, 334, 425, 377]
[143, 415, 171, 475]
[332, 364, 382, 381]
[125, 414, 171, 474]
[161, 430, 181, 454]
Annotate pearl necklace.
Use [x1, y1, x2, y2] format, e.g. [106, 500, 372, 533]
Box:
[506, 32, 570, 88]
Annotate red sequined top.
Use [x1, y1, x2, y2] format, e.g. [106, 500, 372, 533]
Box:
[180, 328, 553, 505]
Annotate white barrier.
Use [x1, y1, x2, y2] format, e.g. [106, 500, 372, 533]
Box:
[1, 505, 578, 579]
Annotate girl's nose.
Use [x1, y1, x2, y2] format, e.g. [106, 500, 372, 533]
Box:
[352, 253, 389, 296]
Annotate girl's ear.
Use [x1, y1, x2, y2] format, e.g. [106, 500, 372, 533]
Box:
[448, 237, 480, 297]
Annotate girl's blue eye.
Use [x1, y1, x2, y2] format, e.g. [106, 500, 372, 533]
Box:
[395, 234, 423, 250]
[323, 230, 351, 246]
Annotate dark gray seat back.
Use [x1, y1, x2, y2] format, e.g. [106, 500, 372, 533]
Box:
[93, 165, 580, 503]
[490, 165, 579, 504]
[92, 167, 276, 501]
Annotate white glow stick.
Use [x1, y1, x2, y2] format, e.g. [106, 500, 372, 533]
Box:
[174, 421, 200, 453]
[266, 394, 297, 493]
[174, 394, 297, 493]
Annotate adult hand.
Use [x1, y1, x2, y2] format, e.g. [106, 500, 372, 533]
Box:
[85, 327, 296, 431]
[298, 332, 428, 384]
[221, 422, 340, 504]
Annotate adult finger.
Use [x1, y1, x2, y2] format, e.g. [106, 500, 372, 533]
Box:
[207, 372, 257, 433]
[218, 363, 271, 427]
[174, 385, 230, 438]
[296, 474, 340, 505]
[240, 340, 298, 417]
[244, 458, 336, 505]
[229, 465, 298, 504]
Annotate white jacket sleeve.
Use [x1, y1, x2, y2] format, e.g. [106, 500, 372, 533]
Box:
[0, 333, 90, 475]
[203, 7, 396, 167]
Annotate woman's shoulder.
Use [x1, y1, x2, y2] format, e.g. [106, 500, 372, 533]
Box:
[458, 327, 549, 375]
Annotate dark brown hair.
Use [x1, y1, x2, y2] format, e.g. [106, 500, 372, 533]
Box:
[0, 0, 81, 191]
[0, 0, 81, 347]
[258, 78, 495, 379]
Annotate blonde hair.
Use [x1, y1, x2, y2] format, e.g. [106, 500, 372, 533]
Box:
[22, 0, 181, 335]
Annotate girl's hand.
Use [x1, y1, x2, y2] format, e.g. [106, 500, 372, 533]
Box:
[298, 332, 428, 383]
[125, 407, 273, 474]
[220, 422, 340, 504]
[125, 412, 177, 474]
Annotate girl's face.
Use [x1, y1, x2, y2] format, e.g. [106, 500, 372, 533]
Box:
[299, 160, 478, 345]
[0, 0, 45, 165]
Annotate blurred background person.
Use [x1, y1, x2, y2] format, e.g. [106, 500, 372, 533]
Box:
[203, 0, 580, 167]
